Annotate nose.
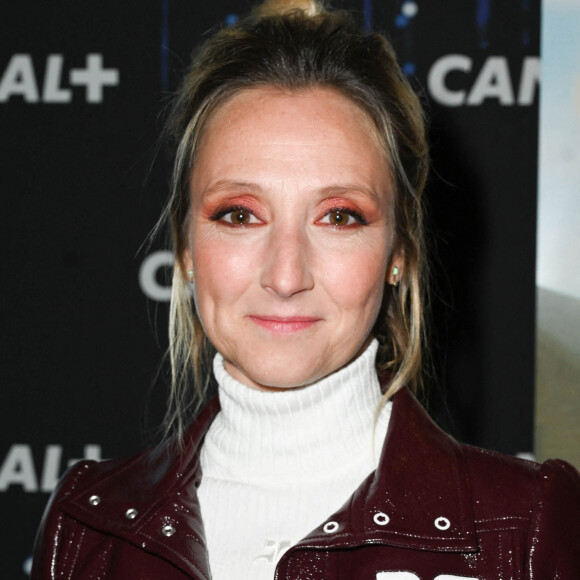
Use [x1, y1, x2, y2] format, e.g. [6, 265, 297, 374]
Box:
[260, 225, 314, 298]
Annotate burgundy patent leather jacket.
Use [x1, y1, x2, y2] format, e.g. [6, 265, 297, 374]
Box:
[32, 387, 580, 579]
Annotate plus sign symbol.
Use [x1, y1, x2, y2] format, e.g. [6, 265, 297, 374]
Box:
[70, 54, 119, 103]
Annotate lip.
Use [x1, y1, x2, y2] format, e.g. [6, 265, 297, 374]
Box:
[248, 315, 321, 334]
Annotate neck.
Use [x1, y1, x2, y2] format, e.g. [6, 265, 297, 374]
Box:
[204, 339, 387, 483]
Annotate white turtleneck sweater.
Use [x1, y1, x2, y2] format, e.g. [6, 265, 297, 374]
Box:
[197, 340, 391, 580]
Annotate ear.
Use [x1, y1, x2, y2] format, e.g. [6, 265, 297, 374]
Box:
[387, 248, 404, 286]
[179, 247, 193, 280]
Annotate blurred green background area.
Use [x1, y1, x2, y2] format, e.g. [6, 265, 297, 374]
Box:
[536, 289, 580, 468]
[536, 0, 580, 470]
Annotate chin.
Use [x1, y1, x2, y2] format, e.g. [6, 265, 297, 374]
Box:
[240, 360, 328, 391]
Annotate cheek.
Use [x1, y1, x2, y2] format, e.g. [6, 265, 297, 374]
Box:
[320, 246, 387, 313]
[190, 238, 257, 312]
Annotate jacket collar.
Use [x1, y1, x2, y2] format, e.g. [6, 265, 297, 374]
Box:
[295, 387, 479, 553]
[59, 398, 220, 580]
[59, 388, 478, 578]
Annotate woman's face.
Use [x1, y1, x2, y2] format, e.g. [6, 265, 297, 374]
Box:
[184, 87, 397, 390]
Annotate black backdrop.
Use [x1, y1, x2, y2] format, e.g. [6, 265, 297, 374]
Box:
[1, 1, 539, 577]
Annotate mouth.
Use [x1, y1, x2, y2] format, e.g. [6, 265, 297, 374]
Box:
[248, 315, 321, 334]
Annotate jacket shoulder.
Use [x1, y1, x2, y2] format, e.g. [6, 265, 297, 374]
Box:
[461, 443, 580, 573]
[463, 441, 580, 486]
[31, 460, 100, 579]
[527, 458, 580, 573]
[461, 444, 541, 521]
[31, 401, 220, 579]
[462, 443, 580, 519]
[31, 444, 199, 579]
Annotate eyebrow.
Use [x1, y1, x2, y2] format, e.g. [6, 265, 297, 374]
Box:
[199, 181, 385, 203]
[198, 180, 263, 198]
[315, 185, 384, 204]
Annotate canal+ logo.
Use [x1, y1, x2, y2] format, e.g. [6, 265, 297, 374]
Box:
[0, 54, 119, 103]
[428, 55, 540, 107]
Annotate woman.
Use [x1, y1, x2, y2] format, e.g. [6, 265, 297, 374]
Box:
[32, 1, 580, 578]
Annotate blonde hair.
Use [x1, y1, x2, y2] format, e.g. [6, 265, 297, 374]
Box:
[162, 0, 429, 441]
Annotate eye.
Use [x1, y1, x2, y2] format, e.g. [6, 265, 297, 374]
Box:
[210, 206, 261, 226]
[319, 208, 367, 227]
[225, 209, 253, 225]
[327, 210, 354, 226]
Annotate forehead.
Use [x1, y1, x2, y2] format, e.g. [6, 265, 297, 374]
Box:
[192, 86, 390, 188]
[204, 85, 379, 136]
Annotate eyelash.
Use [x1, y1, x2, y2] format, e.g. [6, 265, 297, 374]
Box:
[209, 205, 368, 227]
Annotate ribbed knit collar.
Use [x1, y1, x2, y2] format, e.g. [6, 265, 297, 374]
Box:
[204, 340, 390, 484]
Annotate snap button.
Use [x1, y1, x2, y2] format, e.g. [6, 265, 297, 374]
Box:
[323, 521, 339, 533]
[161, 524, 176, 537]
[88, 495, 101, 506]
[434, 516, 451, 530]
[125, 508, 138, 520]
[373, 512, 390, 526]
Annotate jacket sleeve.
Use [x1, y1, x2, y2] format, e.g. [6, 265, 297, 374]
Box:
[30, 461, 95, 580]
[526, 458, 580, 577]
